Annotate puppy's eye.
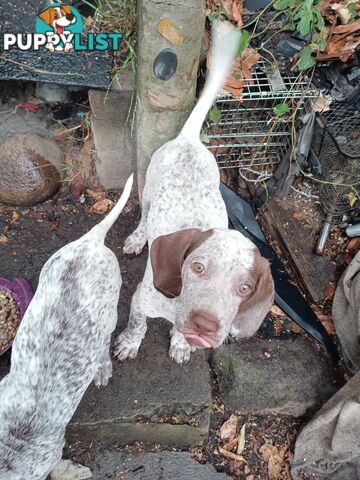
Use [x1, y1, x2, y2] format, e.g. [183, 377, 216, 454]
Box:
[192, 262, 205, 274]
[54, 13, 59, 18]
[239, 284, 252, 294]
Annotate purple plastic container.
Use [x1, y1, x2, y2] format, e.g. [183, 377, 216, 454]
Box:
[0, 278, 34, 356]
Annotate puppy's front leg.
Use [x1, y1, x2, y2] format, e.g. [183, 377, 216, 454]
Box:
[169, 327, 195, 364]
[114, 285, 147, 361]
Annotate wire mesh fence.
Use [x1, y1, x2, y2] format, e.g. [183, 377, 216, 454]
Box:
[205, 60, 314, 177]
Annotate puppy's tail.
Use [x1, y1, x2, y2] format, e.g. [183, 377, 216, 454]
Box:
[93, 173, 134, 237]
[180, 21, 241, 141]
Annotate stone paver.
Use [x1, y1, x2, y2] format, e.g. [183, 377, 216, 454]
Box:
[84, 450, 231, 480]
[212, 337, 340, 416]
[67, 321, 212, 446]
[89, 71, 135, 190]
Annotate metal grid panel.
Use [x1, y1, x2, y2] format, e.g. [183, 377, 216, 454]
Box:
[311, 110, 360, 216]
[206, 59, 313, 172]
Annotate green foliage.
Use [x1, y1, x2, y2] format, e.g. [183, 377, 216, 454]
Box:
[237, 29, 250, 55]
[209, 106, 222, 123]
[273, 102, 291, 117]
[297, 47, 316, 70]
[274, 0, 328, 71]
[348, 2, 357, 21]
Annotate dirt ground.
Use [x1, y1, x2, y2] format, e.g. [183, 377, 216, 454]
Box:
[1, 185, 319, 480]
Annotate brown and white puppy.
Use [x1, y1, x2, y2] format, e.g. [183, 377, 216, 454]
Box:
[114, 22, 275, 364]
[38, 5, 76, 52]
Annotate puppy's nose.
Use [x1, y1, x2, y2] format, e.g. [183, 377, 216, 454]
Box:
[66, 14, 74, 21]
[190, 311, 219, 334]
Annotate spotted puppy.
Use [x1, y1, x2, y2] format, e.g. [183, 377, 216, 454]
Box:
[114, 22, 275, 365]
[0, 174, 133, 480]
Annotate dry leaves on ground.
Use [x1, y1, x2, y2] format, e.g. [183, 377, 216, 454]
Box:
[260, 442, 288, 480]
[312, 304, 336, 334]
[324, 283, 336, 301]
[220, 414, 238, 440]
[223, 48, 260, 98]
[0, 234, 9, 244]
[11, 211, 20, 222]
[316, 1, 360, 62]
[86, 187, 114, 214]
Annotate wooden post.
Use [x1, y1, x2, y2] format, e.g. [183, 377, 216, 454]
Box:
[136, 0, 206, 196]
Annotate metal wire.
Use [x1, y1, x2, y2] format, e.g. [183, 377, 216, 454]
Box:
[311, 105, 360, 217]
[206, 59, 314, 173]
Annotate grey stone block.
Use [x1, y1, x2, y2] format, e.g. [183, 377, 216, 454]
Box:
[212, 337, 340, 417]
[67, 322, 212, 446]
[89, 70, 135, 190]
[84, 450, 231, 480]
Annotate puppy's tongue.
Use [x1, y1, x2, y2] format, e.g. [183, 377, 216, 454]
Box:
[56, 25, 64, 35]
[184, 333, 212, 349]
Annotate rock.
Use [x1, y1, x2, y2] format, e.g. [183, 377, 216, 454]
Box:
[67, 321, 212, 447]
[50, 459, 92, 480]
[212, 337, 340, 417]
[82, 450, 231, 480]
[89, 73, 135, 190]
[0, 134, 63, 205]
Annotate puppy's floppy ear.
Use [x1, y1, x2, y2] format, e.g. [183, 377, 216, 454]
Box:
[61, 5, 72, 15]
[233, 252, 274, 337]
[150, 229, 213, 298]
[38, 8, 53, 25]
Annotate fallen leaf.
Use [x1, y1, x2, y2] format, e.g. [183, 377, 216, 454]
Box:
[260, 442, 287, 480]
[157, 18, 184, 45]
[220, 414, 238, 440]
[218, 446, 246, 463]
[223, 437, 238, 451]
[312, 305, 336, 334]
[324, 283, 336, 301]
[232, 1, 244, 28]
[237, 423, 246, 455]
[0, 234, 9, 244]
[50, 221, 60, 231]
[312, 93, 332, 112]
[212, 46, 259, 98]
[90, 198, 114, 214]
[87, 187, 106, 200]
[292, 211, 304, 221]
[220, 0, 233, 18]
[11, 211, 20, 222]
[348, 237, 360, 252]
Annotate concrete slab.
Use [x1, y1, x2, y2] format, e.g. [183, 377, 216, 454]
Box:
[89, 71, 136, 189]
[67, 321, 212, 446]
[80, 450, 231, 480]
[212, 337, 340, 417]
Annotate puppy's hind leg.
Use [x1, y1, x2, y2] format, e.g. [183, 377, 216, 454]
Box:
[123, 184, 151, 255]
[114, 285, 147, 360]
[94, 335, 113, 387]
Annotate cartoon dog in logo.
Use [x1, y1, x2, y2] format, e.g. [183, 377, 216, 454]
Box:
[38, 4, 76, 52]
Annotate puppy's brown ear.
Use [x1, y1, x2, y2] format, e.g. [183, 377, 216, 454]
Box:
[61, 5, 72, 15]
[38, 8, 53, 25]
[233, 252, 274, 337]
[150, 229, 213, 298]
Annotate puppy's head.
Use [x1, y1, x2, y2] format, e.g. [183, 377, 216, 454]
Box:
[151, 228, 274, 349]
[38, 5, 76, 34]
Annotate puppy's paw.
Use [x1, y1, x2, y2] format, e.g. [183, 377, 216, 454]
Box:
[114, 333, 141, 361]
[169, 341, 191, 364]
[94, 359, 113, 387]
[123, 233, 145, 255]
